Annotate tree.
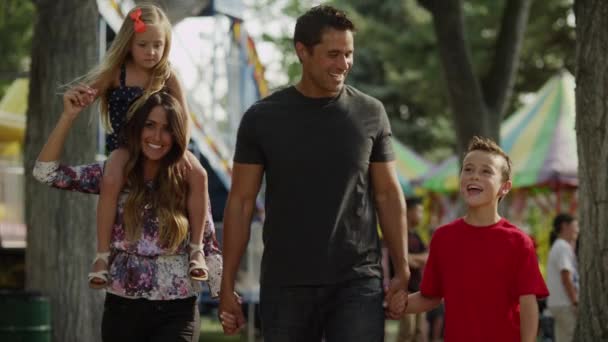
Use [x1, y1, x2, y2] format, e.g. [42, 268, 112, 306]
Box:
[24, 1, 102, 341]
[574, 0, 608, 339]
[418, 0, 532, 153]
[0, 0, 34, 97]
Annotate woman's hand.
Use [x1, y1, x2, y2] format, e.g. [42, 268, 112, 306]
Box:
[62, 85, 96, 120]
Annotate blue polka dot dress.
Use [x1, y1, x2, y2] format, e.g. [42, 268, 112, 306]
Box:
[105, 64, 143, 153]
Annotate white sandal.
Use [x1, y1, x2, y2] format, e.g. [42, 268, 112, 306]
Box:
[88, 252, 110, 289]
[189, 243, 209, 281]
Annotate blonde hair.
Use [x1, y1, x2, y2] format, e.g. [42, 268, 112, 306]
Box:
[78, 4, 173, 132]
[122, 92, 189, 251]
[465, 136, 512, 181]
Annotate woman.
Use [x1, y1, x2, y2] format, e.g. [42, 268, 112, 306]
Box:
[33, 87, 224, 341]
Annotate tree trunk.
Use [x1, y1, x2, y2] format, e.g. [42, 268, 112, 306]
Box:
[574, 0, 608, 340]
[24, 1, 102, 341]
[420, 0, 532, 153]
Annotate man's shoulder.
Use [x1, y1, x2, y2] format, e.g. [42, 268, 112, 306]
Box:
[344, 85, 384, 108]
[246, 86, 294, 112]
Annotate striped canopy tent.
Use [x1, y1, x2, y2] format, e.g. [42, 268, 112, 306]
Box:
[0, 78, 28, 158]
[392, 138, 433, 196]
[421, 71, 577, 193]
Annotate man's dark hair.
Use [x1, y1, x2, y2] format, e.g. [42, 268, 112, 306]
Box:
[405, 197, 423, 209]
[550, 213, 575, 245]
[293, 5, 355, 49]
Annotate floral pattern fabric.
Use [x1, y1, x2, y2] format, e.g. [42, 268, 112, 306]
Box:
[33, 160, 222, 300]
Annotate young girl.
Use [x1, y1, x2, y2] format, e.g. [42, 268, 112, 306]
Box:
[34, 89, 224, 340]
[72, 4, 209, 288]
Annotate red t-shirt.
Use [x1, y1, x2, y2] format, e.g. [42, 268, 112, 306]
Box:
[420, 218, 549, 342]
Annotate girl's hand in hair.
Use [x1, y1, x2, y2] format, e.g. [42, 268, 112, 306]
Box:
[62, 85, 96, 120]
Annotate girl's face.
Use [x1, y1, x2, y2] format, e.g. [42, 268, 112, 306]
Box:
[141, 105, 173, 162]
[130, 24, 166, 69]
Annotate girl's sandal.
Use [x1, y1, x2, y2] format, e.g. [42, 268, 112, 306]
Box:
[88, 252, 110, 289]
[189, 243, 209, 281]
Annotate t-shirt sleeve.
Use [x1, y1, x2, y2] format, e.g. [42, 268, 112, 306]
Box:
[555, 243, 576, 273]
[370, 102, 394, 162]
[233, 107, 264, 164]
[420, 235, 443, 297]
[514, 235, 549, 298]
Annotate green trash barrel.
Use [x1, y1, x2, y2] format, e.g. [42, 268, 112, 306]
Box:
[0, 290, 51, 342]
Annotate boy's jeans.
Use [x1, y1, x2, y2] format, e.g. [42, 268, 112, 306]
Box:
[260, 277, 385, 342]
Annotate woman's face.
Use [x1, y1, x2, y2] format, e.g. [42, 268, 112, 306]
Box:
[140, 105, 173, 161]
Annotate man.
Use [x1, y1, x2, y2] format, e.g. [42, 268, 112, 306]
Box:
[547, 213, 579, 342]
[219, 5, 410, 341]
[397, 197, 429, 342]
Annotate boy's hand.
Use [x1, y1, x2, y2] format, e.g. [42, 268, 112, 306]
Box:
[62, 85, 96, 120]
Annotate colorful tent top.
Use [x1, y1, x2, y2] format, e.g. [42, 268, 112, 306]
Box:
[421, 71, 577, 193]
[392, 138, 433, 196]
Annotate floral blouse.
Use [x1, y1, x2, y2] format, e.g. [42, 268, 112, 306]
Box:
[33, 160, 223, 300]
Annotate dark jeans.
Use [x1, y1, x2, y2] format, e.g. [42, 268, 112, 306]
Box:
[101, 293, 200, 342]
[260, 277, 385, 342]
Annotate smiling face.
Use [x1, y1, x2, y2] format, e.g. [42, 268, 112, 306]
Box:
[296, 28, 354, 98]
[460, 150, 512, 209]
[140, 105, 173, 162]
[130, 24, 166, 70]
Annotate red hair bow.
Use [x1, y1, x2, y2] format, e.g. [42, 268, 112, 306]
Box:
[130, 8, 146, 33]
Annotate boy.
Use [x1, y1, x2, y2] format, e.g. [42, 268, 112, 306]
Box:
[405, 136, 549, 342]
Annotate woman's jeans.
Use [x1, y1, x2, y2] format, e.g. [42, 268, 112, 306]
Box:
[101, 293, 200, 342]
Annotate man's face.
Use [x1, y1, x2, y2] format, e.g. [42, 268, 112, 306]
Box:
[297, 28, 354, 97]
[407, 204, 423, 229]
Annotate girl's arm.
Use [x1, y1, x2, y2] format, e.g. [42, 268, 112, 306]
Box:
[519, 294, 539, 342]
[405, 291, 442, 314]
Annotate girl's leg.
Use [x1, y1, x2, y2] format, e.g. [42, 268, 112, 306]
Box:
[185, 150, 209, 280]
[91, 148, 128, 287]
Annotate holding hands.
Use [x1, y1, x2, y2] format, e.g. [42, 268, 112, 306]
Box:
[384, 270, 409, 319]
[218, 291, 246, 335]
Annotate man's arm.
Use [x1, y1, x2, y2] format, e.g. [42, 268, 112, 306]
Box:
[218, 162, 263, 334]
[519, 294, 539, 342]
[370, 161, 409, 316]
[560, 270, 578, 307]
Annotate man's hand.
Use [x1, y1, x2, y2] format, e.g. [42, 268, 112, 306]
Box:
[218, 291, 246, 335]
[384, 270, 409, 319]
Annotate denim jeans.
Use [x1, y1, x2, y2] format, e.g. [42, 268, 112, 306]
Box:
[260, 277, 385, 342]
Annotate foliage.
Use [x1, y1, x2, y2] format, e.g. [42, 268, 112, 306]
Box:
[0, 0, 34, 98]
[251, 0, 574, 161]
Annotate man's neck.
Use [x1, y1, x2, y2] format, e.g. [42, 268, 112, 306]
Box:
[295, 80, 342, 99]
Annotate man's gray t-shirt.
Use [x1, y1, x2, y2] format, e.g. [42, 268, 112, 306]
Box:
[234, 85, 394, 286]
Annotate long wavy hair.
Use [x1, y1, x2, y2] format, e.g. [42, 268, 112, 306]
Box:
[76, 4, 173, 132]
[121, 92, 189, 251]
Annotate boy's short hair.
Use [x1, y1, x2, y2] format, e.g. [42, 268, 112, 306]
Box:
[294, 5, 355, 49]
[465, 136, 512, 181]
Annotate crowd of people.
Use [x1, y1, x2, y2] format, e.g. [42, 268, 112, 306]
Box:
[32, 3, 580, 342]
